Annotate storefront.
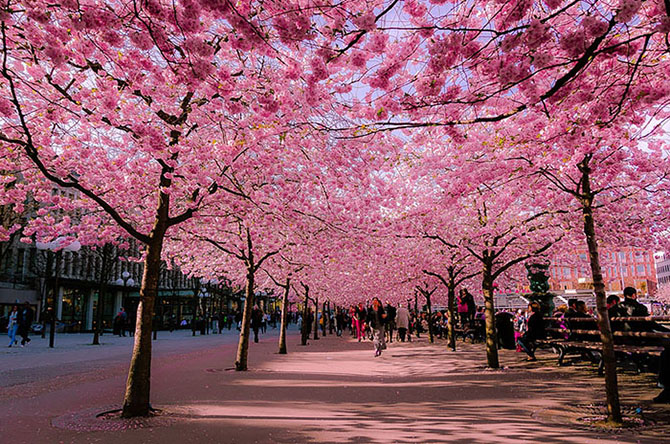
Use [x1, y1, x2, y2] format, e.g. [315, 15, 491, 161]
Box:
[60, 287, 89, 332]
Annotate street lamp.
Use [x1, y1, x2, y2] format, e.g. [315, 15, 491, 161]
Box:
[115, 271, 135, 335]
[198, 278, 210, 335]
[36, 237, 81, 348]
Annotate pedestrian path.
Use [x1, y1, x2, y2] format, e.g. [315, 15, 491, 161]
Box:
[1, 331, 669, 443]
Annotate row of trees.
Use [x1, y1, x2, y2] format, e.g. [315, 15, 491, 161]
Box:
[1, 0, 669, 423]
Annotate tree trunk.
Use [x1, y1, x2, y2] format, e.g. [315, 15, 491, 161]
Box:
[278, 279, 289, 354]
[313, 296, 319, 340]
[482, 263, 500, 369]
[322, 301, 327, 336]
[425, 294, 434, 343]
[301, 289, 310, 346]
[92, 281, 105, 345]
[93, 245, 111, 346]
[121, 233, 163, 417]
[235, 267, 255, 371]
[580, 160, 622, 424]
[447, 283, 456, 351]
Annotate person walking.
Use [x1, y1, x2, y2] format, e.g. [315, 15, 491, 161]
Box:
[369, 297, 387, 357]
[385, 301, 397, 343]
[335, 308, 344, 336]
[396, 303, 410, 342]
[261, 311, 268, 334]
[251, 304, 264, 343]
[354, 303, 366, 341]
[17, 302, 34, 347]
[114, 308, 127, 337]
[7, 305, 18, 347]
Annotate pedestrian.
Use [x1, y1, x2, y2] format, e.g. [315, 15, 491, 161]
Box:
[354, 303, 366, 341]
[368, 297, 387, 357]
[126, 313, 135, 337]
[261, 312, 269, 334]
[235, 310, 243, 330]
[251, 304, 263, 343]
[335, 308, 344, 336]
[396, 303, 410, 342]
[212, 312, 219, 334]
[516, 302, 546, 361]
[7, 305, 18, 347]
[17, 302, 34, 347]
[114, 308, 127, 337]
[458, 289, 475, 327]
[385, 301, 397, 343]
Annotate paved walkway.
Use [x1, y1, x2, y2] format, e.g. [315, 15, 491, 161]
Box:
[1, 329, 669, 443]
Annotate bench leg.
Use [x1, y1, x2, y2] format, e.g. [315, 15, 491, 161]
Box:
[558, 346, 566, 366]
[598, 357, 604, 376]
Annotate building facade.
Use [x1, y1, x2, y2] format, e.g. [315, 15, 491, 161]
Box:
[0, 238, 224, 332]
[656, 252, 670, 287]
[549, 248, 657, 296]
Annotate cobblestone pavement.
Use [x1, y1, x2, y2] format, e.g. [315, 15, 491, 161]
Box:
[1, 329, 669, 443]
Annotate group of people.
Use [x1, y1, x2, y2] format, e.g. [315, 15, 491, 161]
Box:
[6, 302, 34, 348]
[508, 287, 669, 404]
[251, 304, 277, 343]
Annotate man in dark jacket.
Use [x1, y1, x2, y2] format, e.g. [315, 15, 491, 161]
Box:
[369, 298, 387, 357]
[251, 305, 264, 343]
[617, 288, 670, 403]
[17, 302, 34, 346]
[385, 301, 397, 343]
[619, 287, 648, 316]
[517, 302, 545, 361]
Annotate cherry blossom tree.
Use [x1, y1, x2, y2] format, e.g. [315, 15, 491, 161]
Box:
[0, 0, 370, 417]
[500, 114, 670, 424]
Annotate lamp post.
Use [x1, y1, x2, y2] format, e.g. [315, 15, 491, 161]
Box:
[115, 271, 135, 336]
[36, 237, 81, 348]
[198, 279, 210, 335]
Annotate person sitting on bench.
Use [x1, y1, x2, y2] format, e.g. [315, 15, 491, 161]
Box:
[616, 287, 670, 403]
[517, 302, 546, 361]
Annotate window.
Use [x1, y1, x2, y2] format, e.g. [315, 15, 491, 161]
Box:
[637, 265, 644, 274]
[619, 252, 626, 261]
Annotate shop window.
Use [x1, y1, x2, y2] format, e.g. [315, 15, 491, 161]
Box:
[61, 288, 86, 332]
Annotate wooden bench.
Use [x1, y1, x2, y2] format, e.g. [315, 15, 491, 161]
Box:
[453, 319, 485, 343]
[537, 316, 670, 376]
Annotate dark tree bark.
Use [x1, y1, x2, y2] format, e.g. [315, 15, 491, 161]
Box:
[424, 261, 480, 352]
[313, 296, 319, 340]
[300, 283, 310, 346]
[278, 278, 290, 354]
[447, 278, 456, 351]
[235, 265, 255, 371]
[93, 244, 113, 346]
[322, 301, 327, 336]
[121, 224, 166, 417]
[578, 157, 622, 424]
[416, 285, 436, 344]
[482, 260, 500, 369]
